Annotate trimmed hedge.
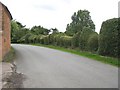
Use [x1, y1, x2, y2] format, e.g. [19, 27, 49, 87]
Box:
[61, 36, 72, 48]
[87, 33, 98, 52]
[98, 18, 118, 57]
[71, 32, 81, 48]
[43, 35, 49, 45]
[17, 18, 119, 59]
[79, 27, 96, 51]
[22, 33, 73, 48]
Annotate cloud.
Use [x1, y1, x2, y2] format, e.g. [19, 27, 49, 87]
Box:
[61, 0, 71, 4]
[33, 4, 56, 11]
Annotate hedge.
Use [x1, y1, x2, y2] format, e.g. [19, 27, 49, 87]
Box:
[87, 33, 98, 53]
[98, 18, 118, 58]
[79, 27, 96, 51]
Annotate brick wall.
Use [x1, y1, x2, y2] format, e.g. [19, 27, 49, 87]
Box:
[0, 3, 2, 61]
[0, 2, 12, 61]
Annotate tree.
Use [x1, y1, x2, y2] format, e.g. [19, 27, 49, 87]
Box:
[11, 20, 19, 42]
[51, 28, 59, 34]
[11, 20, 29, 43]
[31, 26, 50, 35]
[65, 10, 95, 36]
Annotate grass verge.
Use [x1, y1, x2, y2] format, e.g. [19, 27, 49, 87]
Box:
[3, 47, 15, 62]
[32, 44, 119, 67]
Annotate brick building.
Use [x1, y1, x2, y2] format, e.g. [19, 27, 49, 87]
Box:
[0, 2, 12, 61]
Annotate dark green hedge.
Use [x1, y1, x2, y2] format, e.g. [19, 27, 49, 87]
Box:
[71, 32, 81, 48]
[79, 27, 96, 51]
[98, 18, 118, 58]
[87, 33, 98, 52]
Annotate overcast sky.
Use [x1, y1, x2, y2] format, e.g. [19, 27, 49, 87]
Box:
[0, 0, 119, 33]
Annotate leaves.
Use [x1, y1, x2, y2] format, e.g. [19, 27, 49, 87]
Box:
[98, 18, 119, 57]
[65, 10, 95, 36]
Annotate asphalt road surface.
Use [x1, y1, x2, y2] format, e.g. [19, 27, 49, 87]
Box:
[12, 44, 118, 88]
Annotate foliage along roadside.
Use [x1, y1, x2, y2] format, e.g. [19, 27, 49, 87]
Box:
[11, 9, 119, 66]
[3, 47, 15, 62]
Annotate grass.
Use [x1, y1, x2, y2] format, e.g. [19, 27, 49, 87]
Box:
[31, 44, 119, 67]
[3, 47, 15, 62]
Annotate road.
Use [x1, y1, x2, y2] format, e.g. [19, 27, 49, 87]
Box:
[12, 44, 118, 88]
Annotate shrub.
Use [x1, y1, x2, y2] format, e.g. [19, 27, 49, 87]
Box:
[62, 36, 72, 48]
[98, 18, 118, 58]
[3, 47, 15, 62]
[87, 33, 98, 53]
[39, 35, 46, 44]
[49, 34, 57, 45]
[71, 32, 81, 48]
[43, 35, 49, 45]
[28, 35, 37, 43]
[18, 33, 33, 43]
[79, 27, 95, 51]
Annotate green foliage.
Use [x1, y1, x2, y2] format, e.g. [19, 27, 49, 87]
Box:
[60, 36, 72, 48]
[43, 35, 49, 45]
[79, 27, 95, 51]
[98, 18, 119, 57]
[87, 33, 98, 52]
[11, 14, 119, 60]
[3, 47, 15, 62]
[11, 20, 30, 43]
[31, 26, 50, 35]
[28, 35, 38, 43]
[48, 33, 72, 47]
[51, 28, 59, 34]
[18, 33, 33, 43]
[65, 10, 95, 36]
[11, 20, 20, 42]
[71, 32, 81, 48]
[118, 18, 120, 58]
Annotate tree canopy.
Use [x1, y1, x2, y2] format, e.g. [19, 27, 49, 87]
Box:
[65, 10, 95, 36]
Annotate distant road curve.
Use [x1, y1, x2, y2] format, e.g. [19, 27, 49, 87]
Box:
[12, 44, 118, 88]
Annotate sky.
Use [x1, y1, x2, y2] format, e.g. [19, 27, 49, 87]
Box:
[0, 0, 119, 33]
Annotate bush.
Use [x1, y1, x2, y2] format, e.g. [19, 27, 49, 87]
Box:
[79, 27, 95, 51]
[43, 35, 49, 45]
[98, 18, 118, 58]
[18, 33, 33, 43]
[28, 35, 37, 43]
[3, 47, 15, 62]
[38, 35, 45, 44]
[54, 34, 62, 46]
[49, 34, 57, 45]
[71, 32, 81, 48]
[62, 36, 72, 48]
[35, 35, 42, 43]
[87, 33, 98, 53]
